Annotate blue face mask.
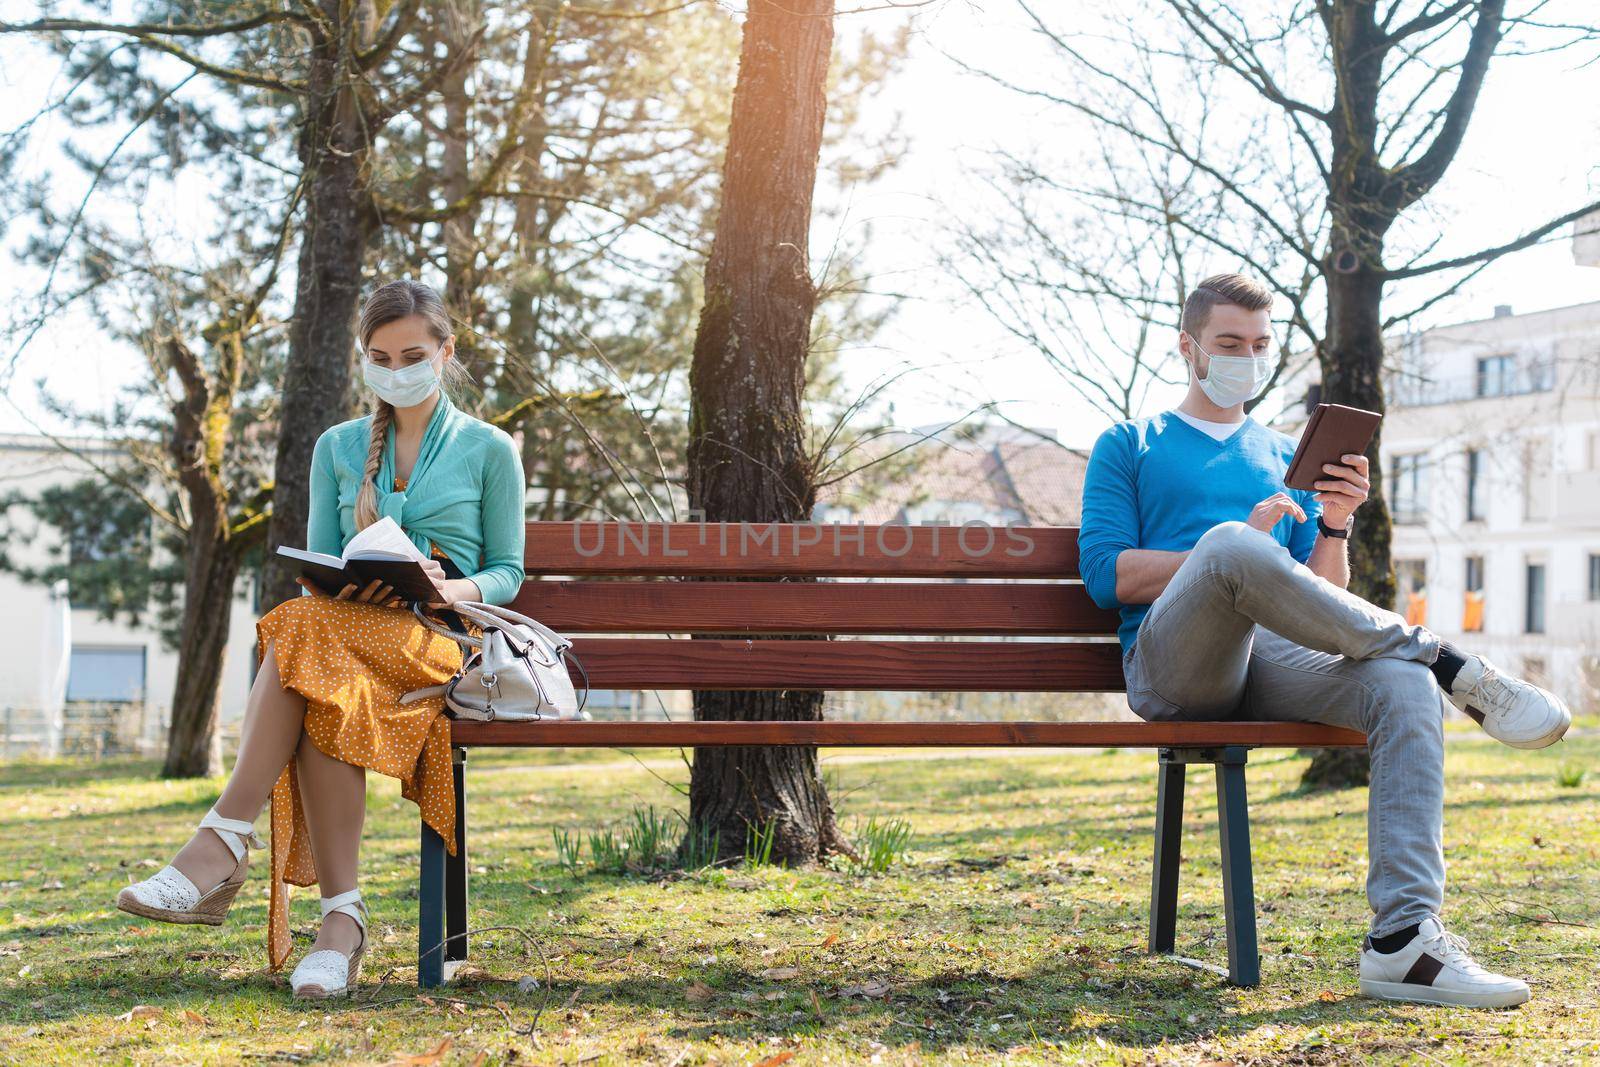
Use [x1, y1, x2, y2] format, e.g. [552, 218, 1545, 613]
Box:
[1185, 333, 1273, 407]
[363, 349, 442, 407]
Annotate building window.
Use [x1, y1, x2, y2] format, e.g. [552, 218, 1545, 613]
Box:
[1396, 559, 1427, 625]
[1525, 562, 1546, 634]
[65, 646, 147, 704]
[1462, 556, 1485, 632]
[1476, 354, 1514, 398]
[1465, 449, 1484, 521]
[1589, 554, 1600, 601]
[1390, 453, 1426, 524]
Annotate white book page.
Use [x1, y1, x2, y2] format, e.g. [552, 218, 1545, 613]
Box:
[341, 515, 429, 563]
[277, 545, 342, 567]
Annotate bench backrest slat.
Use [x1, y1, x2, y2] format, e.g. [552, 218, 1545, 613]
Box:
[525, 521, 1081, 577]
[568, 638, 1125, 691]
[511, 581, 1116, 636]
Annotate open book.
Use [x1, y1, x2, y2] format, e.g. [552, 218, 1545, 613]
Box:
[277, 516, 444, 602]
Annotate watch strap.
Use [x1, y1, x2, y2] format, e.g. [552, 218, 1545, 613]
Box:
[1317, 515, 1350, 540]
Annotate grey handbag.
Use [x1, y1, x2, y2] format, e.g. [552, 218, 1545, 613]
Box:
[399, 601, 589, 721]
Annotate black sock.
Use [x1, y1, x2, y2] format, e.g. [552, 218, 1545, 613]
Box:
[1368, 924, 1421, 954]
[1429, 643, 1467, 694]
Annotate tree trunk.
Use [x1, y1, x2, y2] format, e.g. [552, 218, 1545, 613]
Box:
[258, 11, 380, 618]
[1302, 262, 1391, 789]
[163, 528, 241, 778]
[440, 1, 483, 365]
[683, 0, 846, 865]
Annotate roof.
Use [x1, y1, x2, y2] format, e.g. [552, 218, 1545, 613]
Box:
[817, 426, 1089, 526]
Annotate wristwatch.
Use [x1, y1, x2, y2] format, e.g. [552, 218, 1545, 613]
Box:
[1317, 515, 1351, 540]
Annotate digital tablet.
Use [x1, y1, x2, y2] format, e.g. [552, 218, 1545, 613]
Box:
[1285, 403, 1382, 492]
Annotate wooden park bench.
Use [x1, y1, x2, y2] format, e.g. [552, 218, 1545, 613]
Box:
[418, 521, 1366, 989]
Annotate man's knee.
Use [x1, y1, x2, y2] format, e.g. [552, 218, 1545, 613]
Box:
[1192, 520, 1282, 573]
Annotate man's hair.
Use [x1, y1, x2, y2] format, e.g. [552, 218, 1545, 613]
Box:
[1180, 273, 1273, 337]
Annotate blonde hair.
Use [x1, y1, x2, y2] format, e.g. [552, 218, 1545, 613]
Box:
[353, 280, 475, 531]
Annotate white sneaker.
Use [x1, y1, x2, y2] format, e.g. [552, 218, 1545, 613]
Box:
[1359, 918, 1529, 1008]
[1446, 653, 1571, 750]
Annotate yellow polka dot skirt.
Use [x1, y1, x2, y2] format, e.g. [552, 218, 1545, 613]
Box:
[253, 575, 476, 971]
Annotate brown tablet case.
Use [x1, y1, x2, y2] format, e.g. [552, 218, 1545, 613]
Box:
[1285, 403, 1382, 491]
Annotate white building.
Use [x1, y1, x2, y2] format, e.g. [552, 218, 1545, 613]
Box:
[0, 434, 261, 756]
[1284, 299, 1600, 712]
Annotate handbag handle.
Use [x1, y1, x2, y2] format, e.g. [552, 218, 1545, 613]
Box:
[450, 600, 573, 652]
[410, 603, 482, 648]
[410, 600, 573, 657]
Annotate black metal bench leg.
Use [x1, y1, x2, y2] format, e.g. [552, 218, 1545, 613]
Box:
[1149, 748, 1186, 955]
[446, 746, 468, 965]
[419, 814, 447, 989]
[1214, 744, 1260, 987]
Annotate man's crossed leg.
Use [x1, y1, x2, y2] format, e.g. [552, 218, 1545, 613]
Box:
[1123, 520, 1571, 1008]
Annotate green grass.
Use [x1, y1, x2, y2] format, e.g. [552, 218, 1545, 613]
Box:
[2, 735, 1597, 1065]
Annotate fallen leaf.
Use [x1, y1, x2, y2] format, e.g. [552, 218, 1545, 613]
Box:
[755, 1053, 796, 1067]
[470, 1054, 487, 1067]
[1317, 990, 1339, 1003]
[820, 932, 839, 949]
[685, 981, 715, 1003]
[837, 979, 891, 999]
[760, 967, 801, 981]
[388, 1037, 453, 1067]
[183, 1009, 207, 1025]
[115, 1005, 162, 1022]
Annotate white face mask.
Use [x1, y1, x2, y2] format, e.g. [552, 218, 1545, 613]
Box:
[363, 349, 443, 408]
[1185, 333, 1273, 408]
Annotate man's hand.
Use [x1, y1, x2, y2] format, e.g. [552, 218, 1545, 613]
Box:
[1247, 492, 1306, 533]
[1314, 452, 1370, 530]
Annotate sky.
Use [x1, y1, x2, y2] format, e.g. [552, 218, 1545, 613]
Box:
[2, 0, 1598, 448]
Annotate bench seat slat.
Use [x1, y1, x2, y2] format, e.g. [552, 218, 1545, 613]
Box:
[511, 581, 1118, 635]
[525, 522, 1080, 577]
[449, 720, 1367, 747]
[567, 637, 1125, 691]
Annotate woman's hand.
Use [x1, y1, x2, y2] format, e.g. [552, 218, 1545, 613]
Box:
[293, 559, 468, 610]
[294, 576, 406, 608]
[425, 577, 482, 611]
[1246, 492, 1307, 533]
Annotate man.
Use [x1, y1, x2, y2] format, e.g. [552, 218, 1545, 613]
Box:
[1078, 272, 1571, 1009]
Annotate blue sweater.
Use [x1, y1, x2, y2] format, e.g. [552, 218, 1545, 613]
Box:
[1078, 413, 1321, 652]
[305, 390, 528, 605]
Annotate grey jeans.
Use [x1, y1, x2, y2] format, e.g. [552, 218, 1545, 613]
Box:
[1123, 520, 1445, 936]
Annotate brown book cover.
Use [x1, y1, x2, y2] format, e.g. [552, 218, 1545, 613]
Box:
[276, 516, 444, 602]
[1285, 403, 1382, 492]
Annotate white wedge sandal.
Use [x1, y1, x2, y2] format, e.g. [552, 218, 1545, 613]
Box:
[289, 889, 369, 999]
[116, 807, 265, 926]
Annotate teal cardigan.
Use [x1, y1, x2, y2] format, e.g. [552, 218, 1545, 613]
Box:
[305, 390, 528, 605]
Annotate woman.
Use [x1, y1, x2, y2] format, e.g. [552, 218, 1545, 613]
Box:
[116, 280, 527, 998]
